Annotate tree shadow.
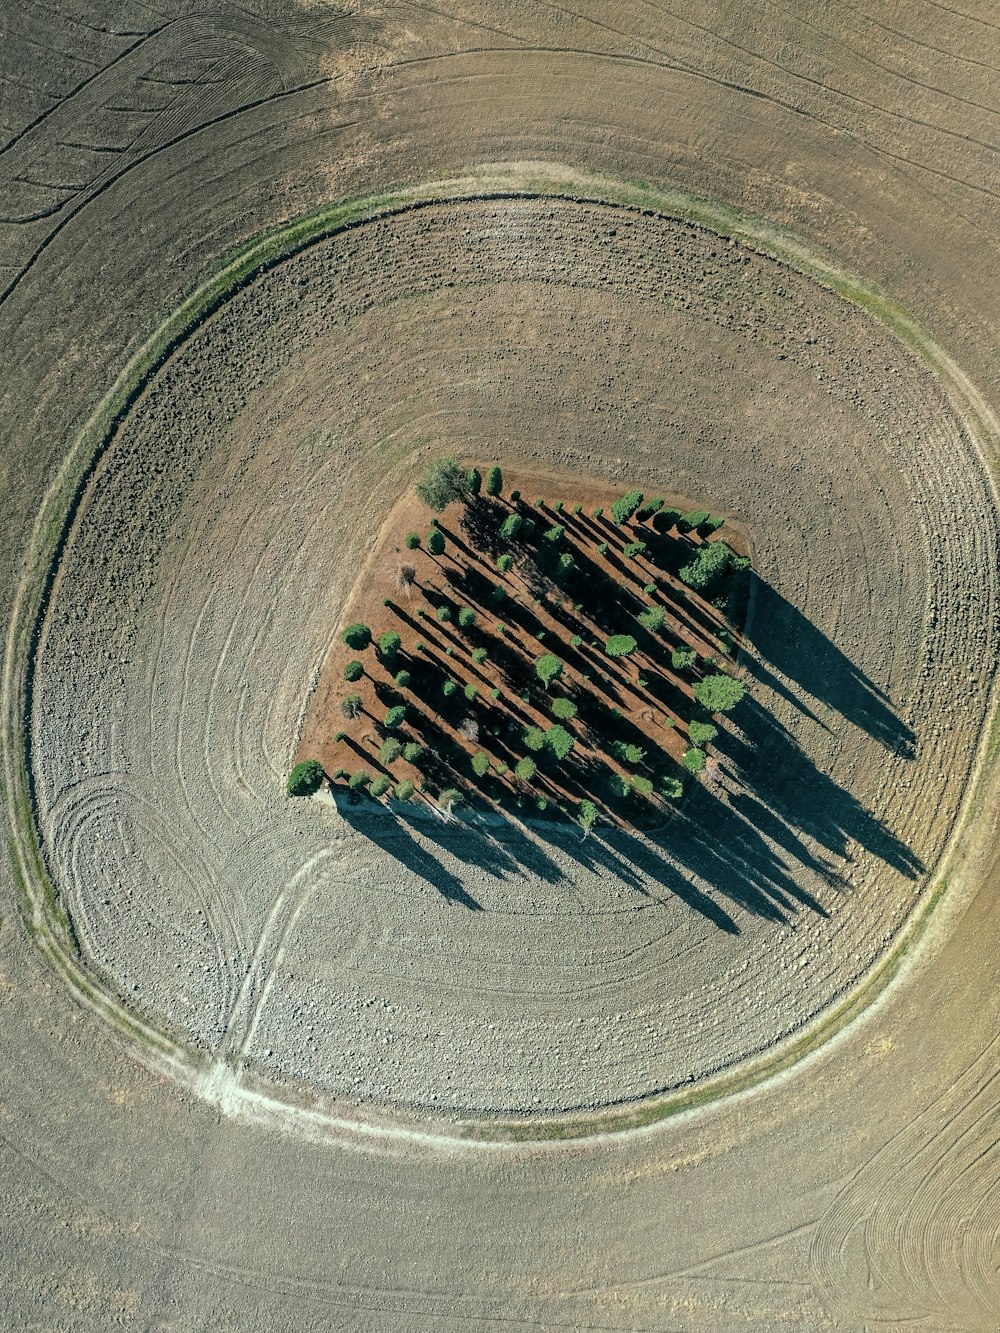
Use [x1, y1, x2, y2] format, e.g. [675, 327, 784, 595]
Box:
[337, 796, 482, 909]
[743, 579, 916, 758]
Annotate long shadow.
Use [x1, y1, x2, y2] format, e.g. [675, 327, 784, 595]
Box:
[337, 797, 482, 909]
[743, 579, 917, 757]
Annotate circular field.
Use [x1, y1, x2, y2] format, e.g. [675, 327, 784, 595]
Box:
[26, 182, 999, 1120]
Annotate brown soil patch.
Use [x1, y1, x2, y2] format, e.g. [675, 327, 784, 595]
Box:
[299, 467, 750, 826]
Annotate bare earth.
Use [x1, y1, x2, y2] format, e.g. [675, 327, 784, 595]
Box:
[1, 2, 1000, 1331]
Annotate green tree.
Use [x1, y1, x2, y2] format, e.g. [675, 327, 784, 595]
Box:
[471, 752, 491, 777]
[370, 775, 392, 798]
[379, 737, 403, 765]
[383, 704, 406, 729]
[689, 719, 718, 747]
[497, 553, 513, 574]
[523, 726, 546, 752]
[343, 659, 364, 683]
[377, 630, 401, 659]
[436, 604, 452, 622]
[622, 742, 645, 766]
[515, 756, 537, 781]
[545, 725, 575, 761]
[464, 682, 478, 701]
[671, 647, 697, 671]
[661, 775, 684, 800]
[286, 760, 324, 797]
[342, 622, 371, 650]
[535, 653, 564, 689]
[427, 528, 446, 556]
[500, 512, 523, 541]
[458, 606, 476, 629]
[348, 770, 371, 792]
[605, 634, 637, 658]
[543, 523, 565, 543]
[637, 498, 664, 521]
[623, 541, 647, 559]
[416, 456, 470, 511]
[394, 779, 415, 801]
[631, 775, 653, 798]
[403, 742, 424, 764]
[439, 787, 464, 816]
[340, 693, 363, 720]
[485, 464, 503, 496]
[405, 531, 421, 550]
[607, 771, 630, 800]
[578, 799, 598, 836]
[471, 646, 488, 665]
[682, 747, 706, 773]
[679, 541, 732, 591]
[680, 510, 710, 532]
[394, 669, 411, 688]
[443, 680, 457, 698]
[551, 697, 577, 720]
[467, 466, 482, 496]
[638, 605, 665, 632]
[610, 489, 644, 526]
[694, 673, 745, 712]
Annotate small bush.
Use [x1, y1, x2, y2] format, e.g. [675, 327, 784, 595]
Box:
[553, 499, 563, 512]
[489, 687, 501, 699]
[471, 647, 488, 664]
[405, 532, 421, 549]
[631, 775, 653, 798]
[605, 634, 637, 658]
[458, 606, 476, 629]
[395, 779, 415, 801]
[403, 742, 424, 764]
[343, 659, 364, 682]
[348, 770, 371, 791]
[333, 730, 345, 743]
[383, 705, 406, 729]
[340, 693, 363, 720]
[370, 775, 392, 798]
[286, 760, 324, 797]
[464, 682, 478, 701]
[592, 506, 603, 519]
[570, 634, 582, 646]
[436, 604, 452, 623]
[683, 747, 706, 773]
[510, 489, 521, 502]
[597, 541, 609, 555]
[643, 581, 657, 595]
[551, 696, 578, 720]
[342, 622, 371, 650]
[471, 752, 491, 777]
[439, 787, 464, 814]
